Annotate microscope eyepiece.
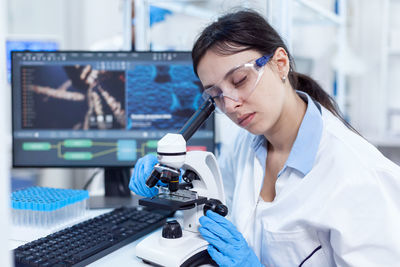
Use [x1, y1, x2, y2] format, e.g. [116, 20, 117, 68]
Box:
[178, 97, 215, 141]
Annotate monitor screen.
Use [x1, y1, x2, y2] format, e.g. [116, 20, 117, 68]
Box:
[11, 51, 214, 167]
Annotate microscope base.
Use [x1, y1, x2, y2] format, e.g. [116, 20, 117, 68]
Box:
[136, 229, 216, 267]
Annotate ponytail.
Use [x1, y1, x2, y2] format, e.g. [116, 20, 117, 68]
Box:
[289, 72, 338, 115]
[289, 72, 360, 134]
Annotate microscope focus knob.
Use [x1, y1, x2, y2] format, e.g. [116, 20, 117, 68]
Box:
[203, 199, 228, 217]
[162, 220, 182, 239]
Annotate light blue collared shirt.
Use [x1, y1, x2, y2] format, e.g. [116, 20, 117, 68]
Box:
[251, 92, 323, 178]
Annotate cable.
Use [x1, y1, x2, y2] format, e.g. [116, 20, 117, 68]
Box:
[83, 168, 102, 190]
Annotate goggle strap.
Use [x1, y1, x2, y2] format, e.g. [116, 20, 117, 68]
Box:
[255, 55, 271, 68]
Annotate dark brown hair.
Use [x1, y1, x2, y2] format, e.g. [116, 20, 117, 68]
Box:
[192, 9, 357, 132]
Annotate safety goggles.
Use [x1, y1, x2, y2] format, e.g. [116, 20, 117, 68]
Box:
[201, 54, 271, 113]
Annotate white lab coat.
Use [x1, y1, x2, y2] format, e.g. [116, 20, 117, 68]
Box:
[218, 105, 400, 266]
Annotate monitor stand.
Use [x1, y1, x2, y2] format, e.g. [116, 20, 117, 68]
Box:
[88, 167, 140, 209]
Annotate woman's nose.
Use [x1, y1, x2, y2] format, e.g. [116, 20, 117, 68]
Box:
[223, 96, 241, 113]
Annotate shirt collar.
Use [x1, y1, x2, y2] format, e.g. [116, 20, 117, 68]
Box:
[251, 91, 323, 176]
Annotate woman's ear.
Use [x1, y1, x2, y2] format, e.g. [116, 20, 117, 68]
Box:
[272, 47, 290, 80]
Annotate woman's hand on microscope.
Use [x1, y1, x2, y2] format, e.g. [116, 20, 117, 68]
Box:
[199, 210, 263, 267]
[129, 154, 159, 197]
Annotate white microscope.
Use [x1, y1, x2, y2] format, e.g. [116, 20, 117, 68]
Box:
[136, 98, 228, 267]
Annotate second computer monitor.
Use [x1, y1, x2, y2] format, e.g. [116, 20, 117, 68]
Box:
[11, 51, 214, 167]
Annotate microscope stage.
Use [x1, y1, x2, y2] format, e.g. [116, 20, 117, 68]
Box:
[139, 190, 208, 210]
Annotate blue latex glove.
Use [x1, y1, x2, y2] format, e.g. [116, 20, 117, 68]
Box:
[199, 210, 262, 267]
[129, 154, 159, 197]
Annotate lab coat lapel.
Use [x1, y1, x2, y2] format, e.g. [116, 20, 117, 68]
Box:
[232, 155, 264, 234]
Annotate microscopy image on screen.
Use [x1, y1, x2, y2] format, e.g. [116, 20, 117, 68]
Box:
[21, 65, 126, 130]
[126, 64, 203, 130]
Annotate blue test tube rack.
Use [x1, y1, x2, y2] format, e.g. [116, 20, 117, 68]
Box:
[11, 187, 89, 228]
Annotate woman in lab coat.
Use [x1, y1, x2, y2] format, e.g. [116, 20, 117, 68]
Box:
[130, 9, 400, 266]
[191, 9, 400, 267]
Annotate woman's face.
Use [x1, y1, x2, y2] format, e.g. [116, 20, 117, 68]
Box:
[197, 49, 288, 136]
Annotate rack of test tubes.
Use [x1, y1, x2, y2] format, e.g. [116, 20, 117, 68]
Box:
[11, 187, 89, 228]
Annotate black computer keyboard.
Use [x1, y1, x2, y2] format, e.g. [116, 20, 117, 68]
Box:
[14, 206, 172, 267]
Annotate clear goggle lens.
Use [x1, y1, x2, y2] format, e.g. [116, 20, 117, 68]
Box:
[202, 64, 264, 113]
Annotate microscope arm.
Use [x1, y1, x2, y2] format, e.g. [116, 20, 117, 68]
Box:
[182, 151, 225, 204]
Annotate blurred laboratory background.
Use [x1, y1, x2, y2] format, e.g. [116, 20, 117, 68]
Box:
[1, 0, 400, 231]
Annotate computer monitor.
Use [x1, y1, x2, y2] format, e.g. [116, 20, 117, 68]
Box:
[11, 51, 215, 197]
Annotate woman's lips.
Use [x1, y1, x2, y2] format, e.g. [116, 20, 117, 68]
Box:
[238, 113, 255, 127]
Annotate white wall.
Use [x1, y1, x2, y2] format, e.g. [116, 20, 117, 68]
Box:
[1, 0, 12, 263]
[347, 0, 400, 141]
[7, 0, 127, 50]
[7, 0, 65, 38]
[64, 0, 127, 50]
[346, 0, 385, 136]
[387, 2, 400, 111]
